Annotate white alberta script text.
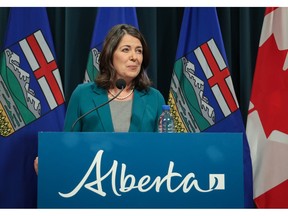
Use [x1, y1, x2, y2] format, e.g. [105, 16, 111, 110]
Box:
[58, 150, 224, 198]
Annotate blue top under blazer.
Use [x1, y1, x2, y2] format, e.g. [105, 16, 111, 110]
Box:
[64, 82, 165, 132]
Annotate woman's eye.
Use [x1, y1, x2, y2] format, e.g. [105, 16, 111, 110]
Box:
[122, 48, 129, 52]
[136, 49, 143, 54]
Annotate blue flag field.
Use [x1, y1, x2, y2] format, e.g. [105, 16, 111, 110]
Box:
[168, 7, 254, 207]
[0, 7, 66, 207]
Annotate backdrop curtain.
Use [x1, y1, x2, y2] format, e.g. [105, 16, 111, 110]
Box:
[0, 7, 265, 124]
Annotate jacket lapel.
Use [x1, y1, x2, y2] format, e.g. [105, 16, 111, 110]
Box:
[91, 84, 147, 132]
[91, 84, 114, 132]
[129, 90, 146, 132]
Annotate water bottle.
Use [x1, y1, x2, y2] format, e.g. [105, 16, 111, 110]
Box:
[158, 105, 175, 133]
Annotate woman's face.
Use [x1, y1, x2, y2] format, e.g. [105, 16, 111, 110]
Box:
[112, 34, 143, 85]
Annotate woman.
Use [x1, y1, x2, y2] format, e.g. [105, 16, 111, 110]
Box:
[64, 24, 165, 132]
[34, 24, 165, 174]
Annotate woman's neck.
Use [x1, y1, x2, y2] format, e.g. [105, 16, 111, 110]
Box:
[108, 86, 134, 101]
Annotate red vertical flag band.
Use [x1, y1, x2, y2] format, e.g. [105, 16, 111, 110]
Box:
[246, 7, 288, 208]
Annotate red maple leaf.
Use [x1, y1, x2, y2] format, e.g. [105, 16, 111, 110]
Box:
[249, 35, 288, 138]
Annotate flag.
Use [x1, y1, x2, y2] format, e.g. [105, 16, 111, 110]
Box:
[0, 7, 66, 207]
[84, 7, 138, 82]
[246, 7, 288, 208]
[168, 7, 254, 207]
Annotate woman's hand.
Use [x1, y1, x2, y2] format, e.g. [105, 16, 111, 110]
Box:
[34, 157, 38, 175]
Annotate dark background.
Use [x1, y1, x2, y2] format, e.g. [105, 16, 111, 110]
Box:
[0, 7, 265, 125]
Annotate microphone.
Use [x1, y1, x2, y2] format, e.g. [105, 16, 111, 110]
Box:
[115, 78, 126, 90]
[71, 79, 126, 131]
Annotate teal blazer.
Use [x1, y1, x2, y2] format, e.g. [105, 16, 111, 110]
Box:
[64, 82, 165, 132]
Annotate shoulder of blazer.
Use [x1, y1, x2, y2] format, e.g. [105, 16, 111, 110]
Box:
[74, 82, 106, 96]
[139, 87, 161, 97]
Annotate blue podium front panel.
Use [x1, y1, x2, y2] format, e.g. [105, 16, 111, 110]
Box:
[38, 132, 243, 208]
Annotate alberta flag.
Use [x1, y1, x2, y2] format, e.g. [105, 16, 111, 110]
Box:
[168, 7, 254, 207]
[0, 8, 66, 207]
[246, 7, 288, 208]
[84, 7, 138, 82]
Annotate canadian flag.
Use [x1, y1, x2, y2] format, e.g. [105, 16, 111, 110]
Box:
[246, 7, 288, 208]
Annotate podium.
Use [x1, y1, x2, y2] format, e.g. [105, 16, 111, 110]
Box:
[38, 132, 244, 208]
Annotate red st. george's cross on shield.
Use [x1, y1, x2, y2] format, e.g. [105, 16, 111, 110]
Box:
[20, 30, 64, 109]
[194, 38, 239, 118]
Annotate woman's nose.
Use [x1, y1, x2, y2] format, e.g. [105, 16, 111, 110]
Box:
[130, 52, 136, 60]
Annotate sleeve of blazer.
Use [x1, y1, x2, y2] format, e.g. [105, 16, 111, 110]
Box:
[63, 84, 83, 132]
[154, 89, 166, 131]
